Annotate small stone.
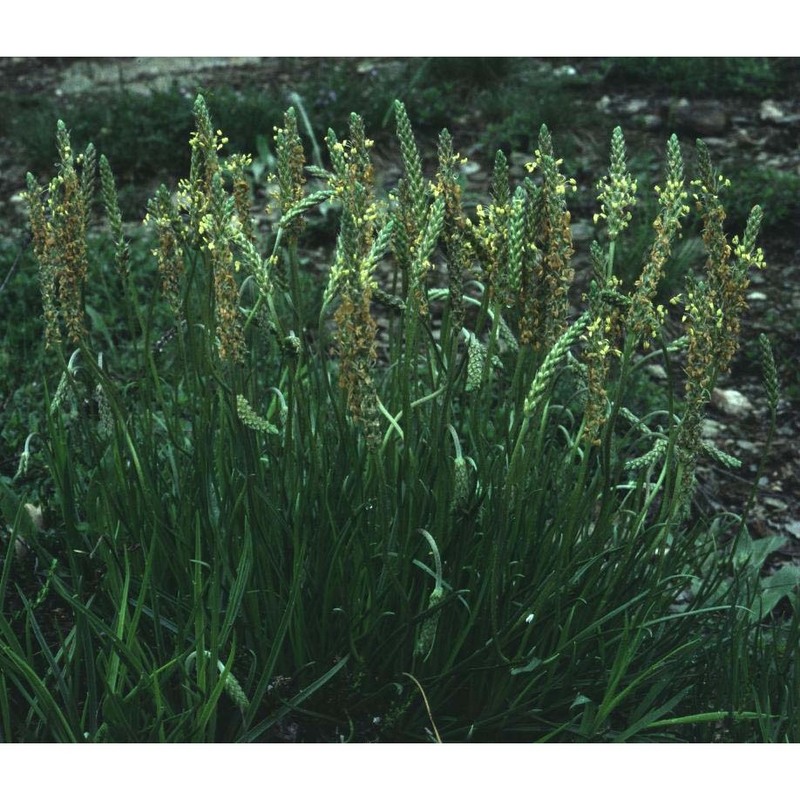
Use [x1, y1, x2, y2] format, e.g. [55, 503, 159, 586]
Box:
[642, 114, 663, 131]
[672, 100, 730, 137]
[644, 364, 667, 380]
[596, 95, 612, 113]
[760, 99, 786, 123]
[711, 388, 753, 417]
[622, 98, 649, 115]
[735, 439, 758, 453]
[554, 65, 577, 78]
[24, 503, 44, 531]
[702, 418, 725, 438]
[764, 497, 789, 511]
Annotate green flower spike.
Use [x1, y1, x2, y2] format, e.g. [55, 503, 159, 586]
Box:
[414, 529, 445, 660]
[595, 126, 637, 241]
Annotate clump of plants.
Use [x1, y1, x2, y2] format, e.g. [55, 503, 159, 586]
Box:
[1, 95, 796, 742]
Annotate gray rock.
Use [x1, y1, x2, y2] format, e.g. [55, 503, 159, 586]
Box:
[711, 387, 754, 417]
[671, 100, 730, 137]
[641, 114, 663, 131]
[760, 99, 787, 123]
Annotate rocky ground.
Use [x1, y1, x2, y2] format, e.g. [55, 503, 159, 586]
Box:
[1, 56, 798, 573]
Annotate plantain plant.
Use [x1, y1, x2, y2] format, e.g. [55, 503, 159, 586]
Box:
[1, 95, 796, 742]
